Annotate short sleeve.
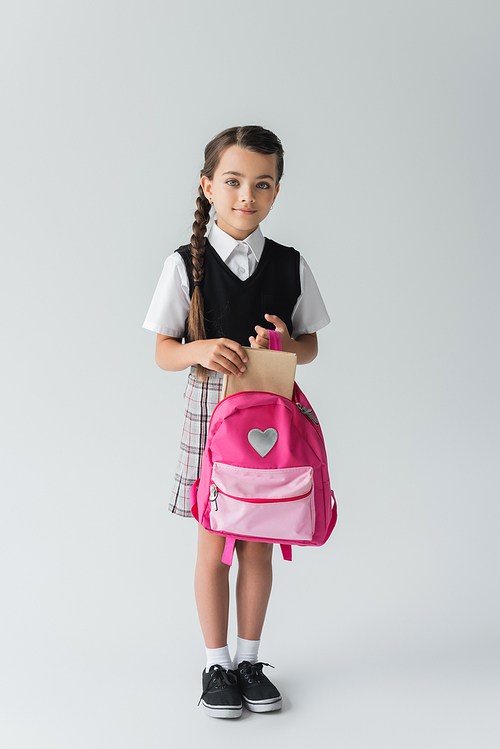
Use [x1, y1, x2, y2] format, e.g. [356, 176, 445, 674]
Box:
[291, 256, 331, 337]
[142, 253, 191, 337]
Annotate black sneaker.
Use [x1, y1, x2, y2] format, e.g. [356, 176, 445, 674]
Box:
[235, 661, 282, 712]
[199, 665, 242, 719]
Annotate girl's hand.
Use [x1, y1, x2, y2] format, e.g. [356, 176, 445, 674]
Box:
[249, 314, 292, 350]
[195, 338, 248, 377]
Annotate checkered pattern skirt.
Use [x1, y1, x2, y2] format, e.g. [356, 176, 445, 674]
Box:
[169, 366, 223, 517]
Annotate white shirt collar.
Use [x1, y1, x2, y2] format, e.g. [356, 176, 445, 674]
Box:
[207, 222, 265, 263]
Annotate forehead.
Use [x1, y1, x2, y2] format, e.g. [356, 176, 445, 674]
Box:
[215, 145, 277, 179]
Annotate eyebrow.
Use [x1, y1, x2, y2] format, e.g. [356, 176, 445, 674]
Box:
[222, 171, 275, 181]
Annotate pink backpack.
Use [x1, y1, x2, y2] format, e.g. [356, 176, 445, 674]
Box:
[190, 331, 337, 565]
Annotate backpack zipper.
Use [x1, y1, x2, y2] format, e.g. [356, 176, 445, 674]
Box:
[211, 389, 320, 429]
[296, 402, 319, 425]
[210, 483, 218, 511]
[209, 482, 312, 506]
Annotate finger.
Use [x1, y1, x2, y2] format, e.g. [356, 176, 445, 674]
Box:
[219, 352, 247, 375]
[264, 314, 286, 332]
[209, 348, 246, 376]
[209, 356, 244, 377]
[222, 338, 249, 364]
[255, 332, 269, 347]
[208, 358, 242, 377]
[215, 364, 240, 377]
[254, 325, 269, 338]
[212, 340, 248, 373]
[249, 335, 266, 349]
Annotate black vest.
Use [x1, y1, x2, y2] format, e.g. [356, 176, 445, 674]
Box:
[176, 238, 301, 346]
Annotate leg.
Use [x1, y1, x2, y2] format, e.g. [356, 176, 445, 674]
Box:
[235, 540, 273, 641]
[195, 528, 242, 719]
[234, 541, 281, 712]
[194, 525, 230, 648]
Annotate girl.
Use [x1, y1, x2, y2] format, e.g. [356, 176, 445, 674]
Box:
[143, 126, 330, 718]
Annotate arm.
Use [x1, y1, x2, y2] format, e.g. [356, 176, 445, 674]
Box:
[155, 335, 249, 376]
[249, 314, 318, 365]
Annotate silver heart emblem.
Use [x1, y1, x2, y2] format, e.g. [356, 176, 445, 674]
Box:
[248, 428, 278, 457]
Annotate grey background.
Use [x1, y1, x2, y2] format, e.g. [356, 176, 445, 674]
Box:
[1, 1, 499, 746]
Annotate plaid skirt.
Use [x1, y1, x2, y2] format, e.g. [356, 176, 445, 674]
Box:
[169, 366, 223, 517]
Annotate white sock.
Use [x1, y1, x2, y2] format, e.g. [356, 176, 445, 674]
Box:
[205, 645, 233, 672]
[233, 636, 260, 668]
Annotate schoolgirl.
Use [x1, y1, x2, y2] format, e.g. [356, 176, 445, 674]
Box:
[143, 126, 330, 717]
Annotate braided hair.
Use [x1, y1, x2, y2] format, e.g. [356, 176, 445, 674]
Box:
[188, 125, 285, 380]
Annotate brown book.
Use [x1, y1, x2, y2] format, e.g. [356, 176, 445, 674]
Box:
[221, 346, 297, 401]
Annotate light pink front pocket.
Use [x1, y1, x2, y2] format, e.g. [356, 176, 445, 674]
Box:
[209, 463, 315, 541]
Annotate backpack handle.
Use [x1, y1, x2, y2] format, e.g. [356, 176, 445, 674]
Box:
[268, 329, 282, 352]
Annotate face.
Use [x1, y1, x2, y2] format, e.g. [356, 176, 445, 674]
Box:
[201, 145, 280, 241]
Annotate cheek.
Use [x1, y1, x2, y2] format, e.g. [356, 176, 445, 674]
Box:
[219, 188, 233, 202]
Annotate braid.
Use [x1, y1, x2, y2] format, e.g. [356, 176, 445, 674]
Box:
[187, 185, 211, 380]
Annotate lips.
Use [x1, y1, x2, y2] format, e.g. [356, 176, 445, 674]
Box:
[234, 208, 257, 215]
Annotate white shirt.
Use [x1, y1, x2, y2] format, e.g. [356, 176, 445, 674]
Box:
[143, 223, 330, 339]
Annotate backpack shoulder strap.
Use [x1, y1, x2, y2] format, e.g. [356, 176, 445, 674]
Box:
[221, 537, 236, 566]
[280, 544, 292, 561]
[190, 479, 200, 521]
[268, 329, 282, 351]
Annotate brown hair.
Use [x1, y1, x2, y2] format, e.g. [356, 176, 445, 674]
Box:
[188, 125, 285, 380]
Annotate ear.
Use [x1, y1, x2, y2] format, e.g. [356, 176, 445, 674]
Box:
[200, 176, 212, 202]
[273, 183, 280, 201]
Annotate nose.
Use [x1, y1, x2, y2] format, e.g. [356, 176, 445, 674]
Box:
[239, 184, 255, 203]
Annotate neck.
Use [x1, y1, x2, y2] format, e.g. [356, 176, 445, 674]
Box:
[215, 220, 258, 242]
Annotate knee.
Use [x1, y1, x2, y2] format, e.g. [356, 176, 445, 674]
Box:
[236, 540, 273, 567]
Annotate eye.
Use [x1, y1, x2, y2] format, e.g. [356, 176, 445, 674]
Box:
[257, 182, 271, 189]
[226, 179, 239, 186]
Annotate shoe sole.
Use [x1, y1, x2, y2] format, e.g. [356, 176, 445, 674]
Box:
[242, 696, 282, 713]
[201, 700, 242, 719]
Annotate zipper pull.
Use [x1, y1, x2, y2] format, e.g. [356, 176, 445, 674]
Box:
[210, 484, 218, 512]
[296, 402, 319, 425]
